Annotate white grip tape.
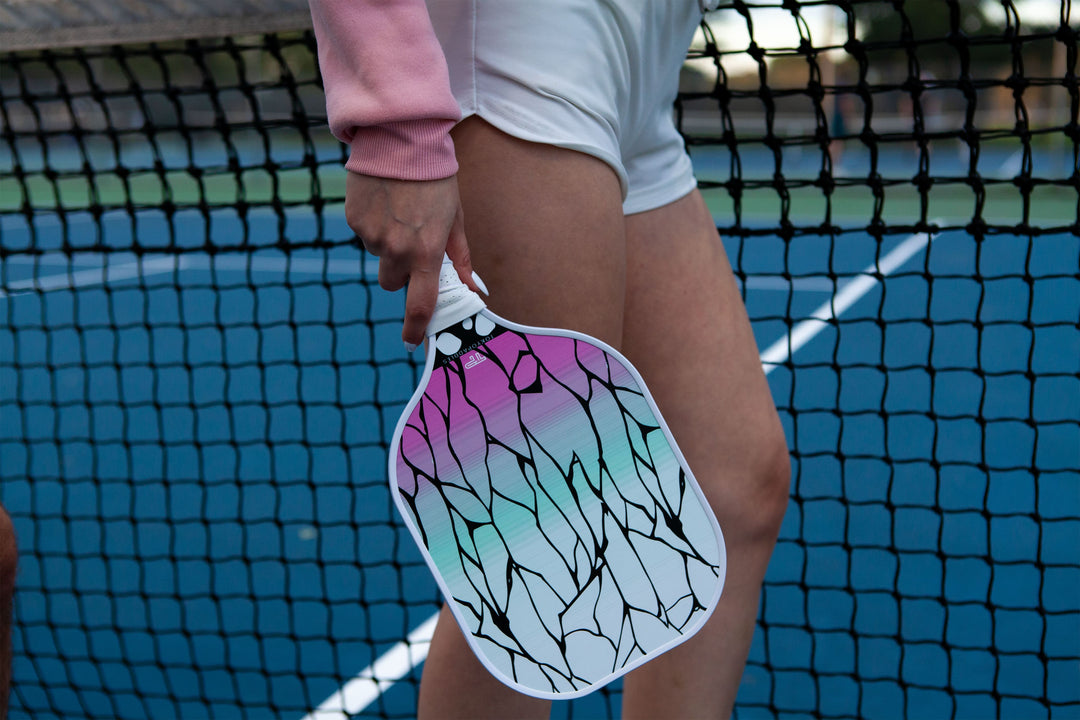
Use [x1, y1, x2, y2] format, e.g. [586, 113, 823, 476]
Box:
[427, 255, 486, 336]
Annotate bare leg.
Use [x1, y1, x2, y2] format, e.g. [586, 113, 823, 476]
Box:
[619, 189, 790, 718]
[419, 119, 787, 717]
[420, 605, 549, 720]
[416, 117, 627, 720]
[0, 504, 17, 720]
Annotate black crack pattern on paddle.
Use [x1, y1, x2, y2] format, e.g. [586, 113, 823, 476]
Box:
[397, 329, 722, 694]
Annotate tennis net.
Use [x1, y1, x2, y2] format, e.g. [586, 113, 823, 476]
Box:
[1, 1, 1077, 718]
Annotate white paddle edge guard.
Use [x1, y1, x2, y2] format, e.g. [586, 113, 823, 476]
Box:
[388, 308, 727, 700]
[426, 255, 487, 337]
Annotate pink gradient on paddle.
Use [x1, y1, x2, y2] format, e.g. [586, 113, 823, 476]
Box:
[398, 330, 621, 496]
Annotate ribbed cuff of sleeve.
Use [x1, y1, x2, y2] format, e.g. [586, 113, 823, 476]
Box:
[344, 119, 459, 181]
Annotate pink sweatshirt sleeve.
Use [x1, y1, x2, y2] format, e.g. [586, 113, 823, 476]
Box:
[308, 0, 460, 180]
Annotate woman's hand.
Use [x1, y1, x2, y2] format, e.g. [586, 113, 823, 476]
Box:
[345, 172, 477, 349]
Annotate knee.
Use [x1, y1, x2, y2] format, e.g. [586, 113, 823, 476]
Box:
[710, 425, 791, 546]
[746, 430, 792, 539]
[0, 505, 16, 591]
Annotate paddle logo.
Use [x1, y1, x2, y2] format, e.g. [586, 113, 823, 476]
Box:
[462, 352, 486, 369]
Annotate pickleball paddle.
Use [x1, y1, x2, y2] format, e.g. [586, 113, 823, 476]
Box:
[388, 256, 726, 699]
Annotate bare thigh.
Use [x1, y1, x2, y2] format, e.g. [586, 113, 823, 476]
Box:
[450, 118, 627, 341]
[416, 121, 788, 719]
[622, 190, 787, 521]
[416, 117, 628, 720]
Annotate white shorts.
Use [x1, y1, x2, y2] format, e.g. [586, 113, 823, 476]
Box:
[427, 0, 705, 215]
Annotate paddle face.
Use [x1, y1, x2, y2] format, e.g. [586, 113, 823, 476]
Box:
[389, 309, 725, 698]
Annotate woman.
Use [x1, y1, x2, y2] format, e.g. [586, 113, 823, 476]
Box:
[307, 1, 791, 716]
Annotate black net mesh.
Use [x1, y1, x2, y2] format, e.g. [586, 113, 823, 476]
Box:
[1, 1, 1077, 718]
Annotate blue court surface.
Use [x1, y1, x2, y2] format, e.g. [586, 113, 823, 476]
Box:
[2, 159, 1078, 718]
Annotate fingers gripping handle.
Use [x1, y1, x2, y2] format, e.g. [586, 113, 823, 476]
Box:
[427, 255, 487, 337]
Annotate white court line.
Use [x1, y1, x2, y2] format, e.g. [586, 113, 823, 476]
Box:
[0, 254, 383, 301]
[301, 226, 938, 719]
[2, 253, 380, 277]
[759, 228, 935, 376]
[300, 613, 441, 720]
[0, 256, 185, 299]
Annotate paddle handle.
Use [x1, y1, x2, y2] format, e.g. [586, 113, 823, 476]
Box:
[428, 254, 487, 337]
